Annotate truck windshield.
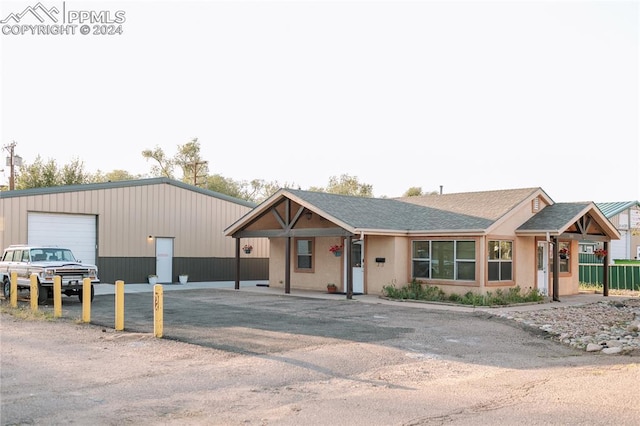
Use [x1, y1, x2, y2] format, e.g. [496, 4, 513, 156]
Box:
[30, 249, 77, 262]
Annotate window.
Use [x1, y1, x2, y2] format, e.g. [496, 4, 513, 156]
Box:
[295, 238, 314, 272]
[412, 240, 475, 281]
[488, 240, 513, 281]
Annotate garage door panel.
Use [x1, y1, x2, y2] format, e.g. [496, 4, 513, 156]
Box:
[28, 213, 96, 266]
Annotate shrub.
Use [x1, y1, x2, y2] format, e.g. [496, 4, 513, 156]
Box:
[382, 282, 544, 306]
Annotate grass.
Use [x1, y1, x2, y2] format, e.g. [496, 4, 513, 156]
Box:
[382, 280, 545, 306]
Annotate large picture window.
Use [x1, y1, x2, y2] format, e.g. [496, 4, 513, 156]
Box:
[412, 240, 475, 281]
[488, 240, 513, 281]
[294, 238, 314, 272]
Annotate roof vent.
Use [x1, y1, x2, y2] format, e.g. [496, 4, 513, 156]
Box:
[532, 197, 540, 212]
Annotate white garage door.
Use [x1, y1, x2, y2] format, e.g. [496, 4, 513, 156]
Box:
[28, 213, 97, 266]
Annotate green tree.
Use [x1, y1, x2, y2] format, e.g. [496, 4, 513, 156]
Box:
[59, 158, 89, 186]
[91, 169, 142, 183]
[15, 156, 89, 189]
[403, 187, 423, 197]
[310, 174, 373, 197]
[240, 179, 296, 203]
[205, 174, 244, 199]
[175, 138, 209, 187]
[142, 145, 174, 178]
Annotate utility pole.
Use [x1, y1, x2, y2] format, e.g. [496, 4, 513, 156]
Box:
[191, 160, 208, 187]
[3, 141, 22, 190]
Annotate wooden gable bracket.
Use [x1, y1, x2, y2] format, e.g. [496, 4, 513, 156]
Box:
[270, 198, 306, 232]
[575, 215, 592, 239]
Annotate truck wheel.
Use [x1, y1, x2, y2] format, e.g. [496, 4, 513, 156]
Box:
[37, 282, 48, 305]
[2, 278, 10, 299]
[78, 285, 95, 302]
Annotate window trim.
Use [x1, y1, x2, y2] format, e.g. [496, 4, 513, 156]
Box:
[293, 237, 315, 273]
[487, 240, 513, 282]
[411, 239, 476, 282]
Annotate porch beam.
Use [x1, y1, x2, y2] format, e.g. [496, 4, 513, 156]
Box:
[603, 241, 609, 297]
[234, 238, 240, 290]
[346, 235, 353, 299]
[552, 236, 560, 302]
[234, 228, 353, 238]
[285, 236, 291, 294]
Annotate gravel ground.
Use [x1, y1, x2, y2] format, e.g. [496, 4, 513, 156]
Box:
[491, 297, 640, 354]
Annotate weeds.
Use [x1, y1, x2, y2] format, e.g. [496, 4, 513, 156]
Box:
[0, 303, 56, 321]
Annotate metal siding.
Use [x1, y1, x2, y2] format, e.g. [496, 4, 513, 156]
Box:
[99, 256, 268, 284]
[1, 181, 266, 271]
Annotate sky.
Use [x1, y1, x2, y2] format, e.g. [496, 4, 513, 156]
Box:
[1, 0, 639, 203]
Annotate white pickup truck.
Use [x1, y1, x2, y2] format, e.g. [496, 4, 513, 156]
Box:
[0, 245, 100, 305]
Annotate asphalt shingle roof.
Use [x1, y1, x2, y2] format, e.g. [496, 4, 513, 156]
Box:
[395, 187, 543, 221]
[517, 203, 590, 232]
[287, 189, 494, 231]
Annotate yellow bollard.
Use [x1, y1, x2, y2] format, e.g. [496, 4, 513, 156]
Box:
[153, 284, 163, 338]
[10, 271, 17, 308]
[30, 273, 38, 311]
[81, 278, 91, 323]
[115, 280, 124, 331]
[53, 276, 62, 318]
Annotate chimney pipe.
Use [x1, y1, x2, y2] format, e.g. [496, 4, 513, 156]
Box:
[439, 185, 443, 195]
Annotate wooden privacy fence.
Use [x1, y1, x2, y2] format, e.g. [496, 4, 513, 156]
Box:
[579, 263, 640, 291]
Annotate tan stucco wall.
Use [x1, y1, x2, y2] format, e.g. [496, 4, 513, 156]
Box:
[514, 236, 537, 291]
[364, 236, 409, 295]
[268, 235, 411, 294]
[268, 237, 343, 291]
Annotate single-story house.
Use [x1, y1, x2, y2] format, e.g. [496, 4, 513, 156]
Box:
[0, 178, 268, 284]
[224, 187, 620, 300]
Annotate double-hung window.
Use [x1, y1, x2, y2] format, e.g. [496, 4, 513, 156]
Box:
[488, 240, 513, 281]
[295, 238, 314, 272]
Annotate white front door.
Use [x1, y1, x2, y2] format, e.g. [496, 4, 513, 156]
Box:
[537, 241, 548, 296]
[155, 238, 173, 283]
[344, 239, 364, 294]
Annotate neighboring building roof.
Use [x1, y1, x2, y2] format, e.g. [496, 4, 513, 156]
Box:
[0, 177, 256, 208]
[395, 187, 548, 221]
[286, 189, 494, 232]
[595, 201, 640, 218]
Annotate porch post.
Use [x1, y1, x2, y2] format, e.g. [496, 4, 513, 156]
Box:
[285, 236, 291, 294]
[602, 241, 609, 297]
[346, 235, 353, 300]
[552, 237, 560, 302]
[234, 238, 240, 290]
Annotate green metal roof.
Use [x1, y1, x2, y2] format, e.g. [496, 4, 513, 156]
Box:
[595, 201, 639, 218]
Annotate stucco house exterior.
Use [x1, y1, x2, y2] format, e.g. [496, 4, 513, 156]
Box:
[0, 178, 268, 284]
[225, 187, 619, 300]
